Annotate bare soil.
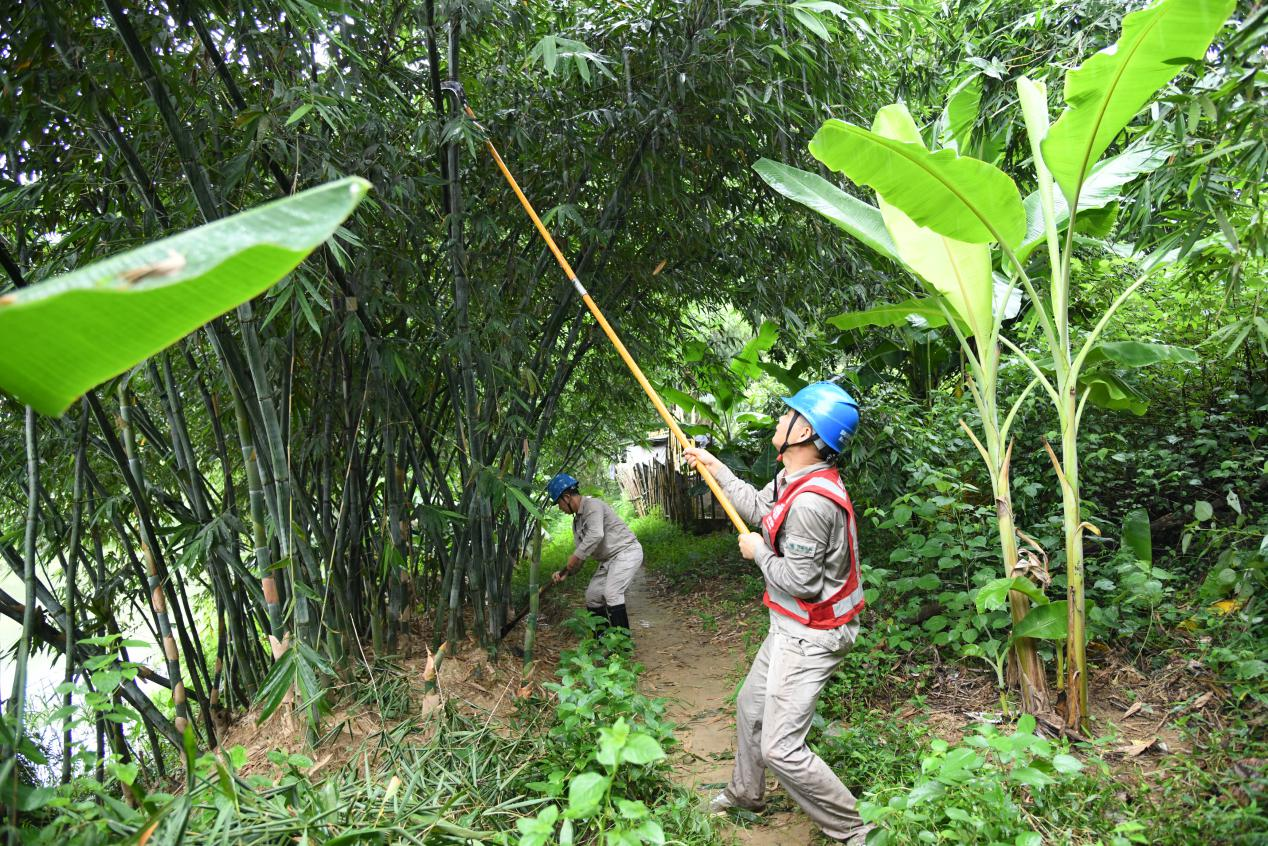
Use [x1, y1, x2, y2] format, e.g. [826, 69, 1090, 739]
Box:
[627, 568, 819, 845]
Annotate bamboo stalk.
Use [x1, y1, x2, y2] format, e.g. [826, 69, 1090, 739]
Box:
[118, 384, 190, 734]
[4, 407, 40, 806]
[62, 404, 89, 783]
[523, 528, 542, 670]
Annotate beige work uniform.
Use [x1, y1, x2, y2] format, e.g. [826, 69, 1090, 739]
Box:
[713, 461, 868, 842]
[571, 496, 643, 607]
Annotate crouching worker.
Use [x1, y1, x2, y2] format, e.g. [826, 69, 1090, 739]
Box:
[546, 473, 643, 634]
[683, 381, 871, 845]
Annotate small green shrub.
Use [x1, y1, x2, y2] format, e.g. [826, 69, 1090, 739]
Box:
[860, 716, 1136, 846]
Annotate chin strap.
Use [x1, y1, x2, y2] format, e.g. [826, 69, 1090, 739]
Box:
[776, 412, 815, 498]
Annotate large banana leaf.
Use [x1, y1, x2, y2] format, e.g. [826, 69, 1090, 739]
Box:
[827, 298, 961, 332]
[0, 177, 371, 416]
[808, 105, 1026, 249]
[1018, 142, 1174, 261]
[1012, 601, 1069, 640]
[1080, 368, 1150, 415]
[1084, 340, 1198, 367]
[1041, 0, 1234, 204]
[868, 105, 995, 338]
[751, 159, 899, 263]
[938, 73, 983, 153]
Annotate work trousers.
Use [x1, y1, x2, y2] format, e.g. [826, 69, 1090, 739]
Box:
[725, 624, 868, 841]
[583, 544, 643, 608]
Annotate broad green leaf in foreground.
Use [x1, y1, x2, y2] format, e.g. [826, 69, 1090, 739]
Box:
[1084, 341, 1199, 368]
[808, 106, 1026, 248]
[866, 104, 995, 338]
[1041, 0, 1234, 204]
[976, 576, 1050, 614]
[0, 177, 371, 416]
[1012, 600, 1069, 640]
[751, 158, 899, 263]
[1122, 507, 1153, 565]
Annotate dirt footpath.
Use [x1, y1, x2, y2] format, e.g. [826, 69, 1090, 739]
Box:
[627, 569, 819, 845]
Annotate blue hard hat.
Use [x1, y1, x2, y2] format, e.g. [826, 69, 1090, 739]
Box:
[546, 472, 580, 502]
[782, 381, 860, 453]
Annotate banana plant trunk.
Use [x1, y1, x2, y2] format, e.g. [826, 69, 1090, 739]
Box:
[1061, 397, 1088, 728]
[994, 479, 1051, 714]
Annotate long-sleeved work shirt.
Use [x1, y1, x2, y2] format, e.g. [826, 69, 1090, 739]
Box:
[712, 461, 858, 646]
[572, 496, 640, 563]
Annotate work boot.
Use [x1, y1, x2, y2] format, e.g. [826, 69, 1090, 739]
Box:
[707, 790, 764, 816]
[605, 603, 630, 631]
[707, 792, 735, 815]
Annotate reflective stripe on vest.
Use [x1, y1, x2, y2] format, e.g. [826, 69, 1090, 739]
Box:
[759, 468, 865, 630]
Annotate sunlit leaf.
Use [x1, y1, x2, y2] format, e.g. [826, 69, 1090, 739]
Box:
[0, 178, 370, 416]
[1042, 0, 1234, 203]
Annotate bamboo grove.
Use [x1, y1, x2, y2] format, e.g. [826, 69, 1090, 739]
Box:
[0, 0, 899, 770]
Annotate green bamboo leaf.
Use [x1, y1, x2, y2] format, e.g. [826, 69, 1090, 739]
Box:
[505, 483, 546, 521]
[285, 103, 314, 126]
[0, 178, 371, 416]
[1042, 0, 1234, 204]
[752, 159, 899, 263]
[253, 647, 296, 724]
[294, 650, 322, 712]
[791, 7, 833, 41]
[325, 829, 390, 846]
[808, 105, 1026, 248]
[1012, 600, 1069, 640]
[864, 105, 996, 338]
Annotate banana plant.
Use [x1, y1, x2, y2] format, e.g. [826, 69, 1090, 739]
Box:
[756, 0, 1233, 727]
[756, 104, 1054, 715]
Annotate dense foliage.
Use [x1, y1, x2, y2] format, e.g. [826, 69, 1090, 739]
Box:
[1, 0, 1264, 843]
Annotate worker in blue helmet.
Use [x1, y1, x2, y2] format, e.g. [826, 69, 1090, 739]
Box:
[545, 472, 643, 634]
[684, 380, 871, 845]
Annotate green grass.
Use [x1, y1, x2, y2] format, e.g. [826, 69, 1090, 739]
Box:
[522, 502, 753, 601]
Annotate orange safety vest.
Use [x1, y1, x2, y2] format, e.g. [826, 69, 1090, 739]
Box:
[760, 467, 864, 629]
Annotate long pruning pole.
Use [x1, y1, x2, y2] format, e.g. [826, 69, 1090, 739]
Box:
[449, 86, 749, 536]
